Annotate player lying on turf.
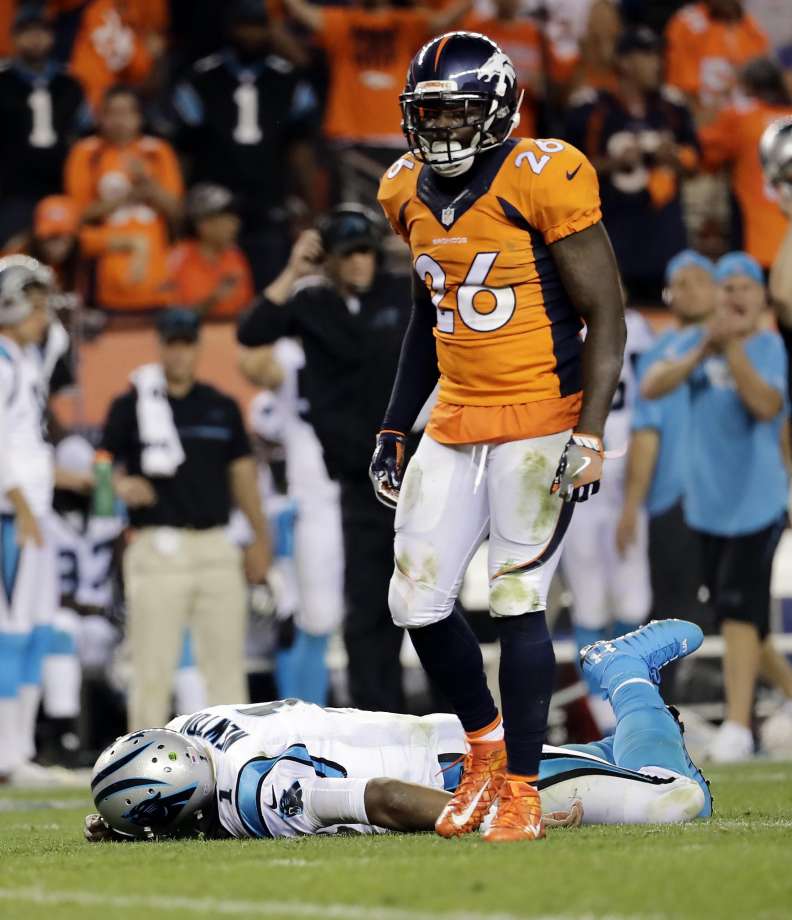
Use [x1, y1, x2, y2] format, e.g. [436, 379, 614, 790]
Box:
[85, 620, 711, 841]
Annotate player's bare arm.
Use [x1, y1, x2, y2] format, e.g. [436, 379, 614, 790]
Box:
[551, 223, 626, 440]
[549, 222, 626, 494]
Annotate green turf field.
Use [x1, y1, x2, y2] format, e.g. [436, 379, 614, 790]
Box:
[1, 761, 791, 920]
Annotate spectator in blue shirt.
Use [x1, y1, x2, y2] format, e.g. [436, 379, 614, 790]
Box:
[617, 251, 716, 648]
[642, 252, 791, 762]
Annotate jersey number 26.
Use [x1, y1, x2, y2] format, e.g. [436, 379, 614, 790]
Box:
[416, 252, 516, 334]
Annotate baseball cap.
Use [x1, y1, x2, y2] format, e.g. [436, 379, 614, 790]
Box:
[616, 27, 662, 56]
[156, 308, 201, 343]
[186, 183, 236, 222]
[13, 4, 52, 32]
[665, 250, 715, 284]
[35, 196, 79, 238]
[714, 251, 764, 285]
[319, 204, 382, 256]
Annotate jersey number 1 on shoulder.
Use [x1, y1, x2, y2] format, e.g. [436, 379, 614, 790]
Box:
[416, 251, 516, 334]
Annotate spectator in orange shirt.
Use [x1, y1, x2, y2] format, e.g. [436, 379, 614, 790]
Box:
[22, 196, 83, 293]
[69, 0, 167, 112]
[463, 0, 544, 139]
[699, 57, 792, 268]
[283, 0, 472, 147]
[65, 84, 183, 314]
[166, 184, 254, 321]
[281, 0, 472, 200]
[665, 0, 769, 119]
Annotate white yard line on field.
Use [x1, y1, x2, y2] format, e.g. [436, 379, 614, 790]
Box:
[0, 798, 89, 812]
[0, 888, 665, 920]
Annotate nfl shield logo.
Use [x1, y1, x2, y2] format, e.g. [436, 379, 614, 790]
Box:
[441, 206, 455, 227]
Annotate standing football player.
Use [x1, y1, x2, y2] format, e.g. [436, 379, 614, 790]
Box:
[370, 32, 626, 842]
[0, 256, 60, 783]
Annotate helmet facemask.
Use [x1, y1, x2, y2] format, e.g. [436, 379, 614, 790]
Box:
[400, 87, 522, 177]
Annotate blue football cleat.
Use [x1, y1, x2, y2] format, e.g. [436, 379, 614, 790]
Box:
[580, 619, 704, 692]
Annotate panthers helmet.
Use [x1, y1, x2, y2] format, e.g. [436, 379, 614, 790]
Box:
[91, 729, 215, 839]
[400, 31, 522, 177]
[759, 115, 792, 191]
[0, 254, 54, 325]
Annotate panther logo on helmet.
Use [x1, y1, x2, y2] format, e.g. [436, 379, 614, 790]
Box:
[122, 785, 198, 828]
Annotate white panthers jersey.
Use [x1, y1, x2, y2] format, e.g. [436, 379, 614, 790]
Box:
[602, 309, 654, 497]
[167, 701, 466, 838]
[0, 334, 55, 518]
[166, 701, 707, 836]
[50, 511, 123, 608]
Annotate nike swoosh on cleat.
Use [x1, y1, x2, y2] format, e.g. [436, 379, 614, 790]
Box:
[450, 779, 490, 828]
[566, 164, 582, 180]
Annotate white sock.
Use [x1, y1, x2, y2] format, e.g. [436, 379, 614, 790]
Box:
[303, 777, 370, 826]
[173, 667, 207, 716]
[0, 698, 20, 775]
[43, 655, 81, 719]
[466, 715, 504, 744]
[17, 684, 42, 762]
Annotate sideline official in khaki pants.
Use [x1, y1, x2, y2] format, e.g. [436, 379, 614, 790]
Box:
[102, 309, 270, 729]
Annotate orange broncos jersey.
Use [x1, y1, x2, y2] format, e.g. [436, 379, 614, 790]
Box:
[665, 3, 768, 111]
[377, 137, 601, 445]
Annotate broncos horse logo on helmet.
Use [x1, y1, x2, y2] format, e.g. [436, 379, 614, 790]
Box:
[400, 32, 522, 178]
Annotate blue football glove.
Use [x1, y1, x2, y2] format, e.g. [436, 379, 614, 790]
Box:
[369, 429, 407, 510]
[551, 433, 604, 503]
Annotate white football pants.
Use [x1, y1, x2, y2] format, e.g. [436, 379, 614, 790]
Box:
[389, 431, 572, 627]
[286, 419, 345, 637]
[560, 488, 651, 630]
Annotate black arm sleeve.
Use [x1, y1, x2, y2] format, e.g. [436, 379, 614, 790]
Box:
[237, 294, 300, 347]
[380, 274, 440, 433]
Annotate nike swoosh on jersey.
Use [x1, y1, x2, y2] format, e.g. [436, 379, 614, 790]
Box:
[450, 778, 490, 828]
[266, 789, 277, 810]
[566, 163, 582, 181]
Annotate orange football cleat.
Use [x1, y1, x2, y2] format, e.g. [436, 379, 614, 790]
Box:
[435, 741, 506, 838]
[481, 777, 545, 843]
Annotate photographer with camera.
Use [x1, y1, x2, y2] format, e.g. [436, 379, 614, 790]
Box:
[237, 206, 413, 711]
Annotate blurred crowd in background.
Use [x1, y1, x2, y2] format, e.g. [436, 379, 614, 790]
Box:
[1, 0, 792, 782]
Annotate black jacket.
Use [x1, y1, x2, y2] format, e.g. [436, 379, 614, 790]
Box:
[238, 273, 411, 480]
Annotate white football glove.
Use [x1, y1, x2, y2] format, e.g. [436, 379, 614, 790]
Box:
[550, 434, 604, 503]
